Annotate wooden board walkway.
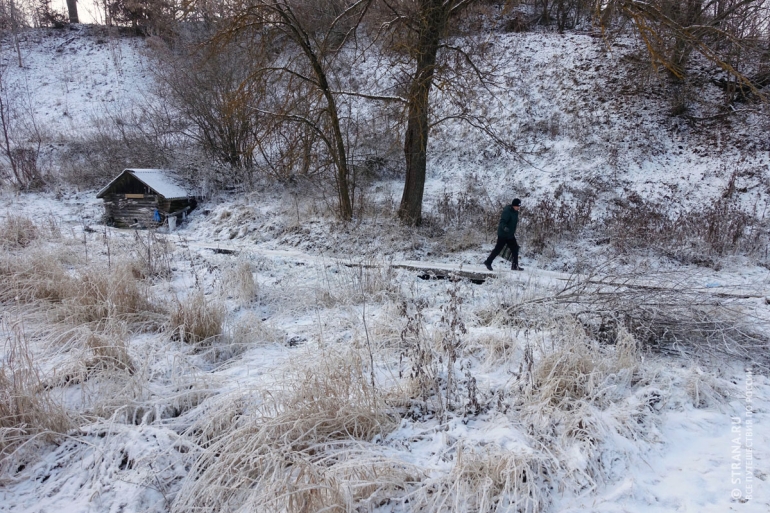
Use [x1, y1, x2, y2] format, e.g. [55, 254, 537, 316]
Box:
[178, 240, 770, 301]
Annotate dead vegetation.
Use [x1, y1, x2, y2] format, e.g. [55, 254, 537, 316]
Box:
[0, 199, 763, 511]
[0, 215, 38, 249]
[515, 189, 768, 269]
[169, 289, 226, 346]
[173, 348, 402, 512]
[0, 319, 72, 466]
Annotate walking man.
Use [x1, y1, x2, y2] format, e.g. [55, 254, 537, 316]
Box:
[484, 198, 523, 271]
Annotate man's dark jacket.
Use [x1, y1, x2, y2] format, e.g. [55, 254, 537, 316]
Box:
[497, 205, 519, 239]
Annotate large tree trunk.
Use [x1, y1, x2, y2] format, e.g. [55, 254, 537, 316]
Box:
[66, 0, 79, 24]
[397, 0, 450, 226]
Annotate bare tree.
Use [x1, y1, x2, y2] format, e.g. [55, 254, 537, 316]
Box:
[528, 0, 593, 30]
[103, 0, 180, 35]
[376, 0, 506, 225]
[8, 0, 23, 66]
[207, 0, 375, 220]
[0, 63, 43, 189]
[66, 0, 78, 22]
[153, 33, 260, 175]
[595, 0, 770, 110]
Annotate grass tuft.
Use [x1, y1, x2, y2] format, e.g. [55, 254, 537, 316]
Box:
[169, 289, 225, 346]
[0, 320, 72, 464]
[173, 348, 399, 512]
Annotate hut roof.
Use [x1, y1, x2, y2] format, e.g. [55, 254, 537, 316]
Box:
[97, 169, 190, 199]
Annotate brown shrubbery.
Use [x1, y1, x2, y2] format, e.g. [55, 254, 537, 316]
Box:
[517, 191, 765, 266]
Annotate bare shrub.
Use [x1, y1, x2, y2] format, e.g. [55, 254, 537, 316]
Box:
[173, 348, 400, 512]
[129, 229, 173, 280]
[423, 190, 499, 253]
[58, 104, 175, 189]
[606, 193, 763, 260]
[152, 32, 259, 174]
[432, 190, 498, 231]
[522, 195, 594, 254]
[169, 289, 225, 346]
[505, 269, 770, 365]
[0, 319, 71, 463]
[0, 215, 38, 249]
[512, 189, 765, 265]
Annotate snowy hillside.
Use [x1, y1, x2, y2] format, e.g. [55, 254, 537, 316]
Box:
[1, 25, 769, 513]
[2, 25, 152, 135]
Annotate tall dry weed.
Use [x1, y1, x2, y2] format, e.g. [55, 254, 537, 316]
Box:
[58, 265, 161, 326]
[218, 257, 257, 305]
[0, 319, 72, 464]
[0, 215, 38, 249]
[169, 289, 225, 346]
[173, 348, 399, 512]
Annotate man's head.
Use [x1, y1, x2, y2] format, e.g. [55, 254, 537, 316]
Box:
[511, 198, 521, 210]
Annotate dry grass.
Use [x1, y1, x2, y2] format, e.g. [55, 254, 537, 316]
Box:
[470, 331, 520, 366]
[57, 265, 162, 326]
[46, 323, 136, 389]
[531, 322, 639, 407]
[310, 259, 400, 309]
[0, 249, 71, 304]
[218, 257, 258, 305]
[207, 312, 282, 362]
[255, 259, 401, 319]
[0, 319, 72, 464]
[407, 445, 550, 513]
[169, 289, 225, 346]
[173, 348, 401, 512]
[685, 366, 731, 409]
[0, 247, 162, 329]
[0, 215, 38, 249]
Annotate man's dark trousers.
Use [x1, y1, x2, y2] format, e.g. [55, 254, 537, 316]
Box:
[486, 236, 519, 268]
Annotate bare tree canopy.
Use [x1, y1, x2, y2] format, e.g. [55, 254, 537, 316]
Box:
[179, 0, 377, 220]
[595, 0, 770, 107]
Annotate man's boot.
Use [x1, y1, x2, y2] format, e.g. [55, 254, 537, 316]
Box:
[511, 260, 523, 271]
[484, 260, 493, 271]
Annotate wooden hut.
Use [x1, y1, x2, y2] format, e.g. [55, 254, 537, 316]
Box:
[97, 169, 195, 228]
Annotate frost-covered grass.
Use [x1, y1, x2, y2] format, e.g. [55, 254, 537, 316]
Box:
[0, 195, 768, 513]
[1, 24, 770, 513]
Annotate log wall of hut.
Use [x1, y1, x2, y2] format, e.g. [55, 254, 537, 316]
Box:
[102, 193, 160, 228]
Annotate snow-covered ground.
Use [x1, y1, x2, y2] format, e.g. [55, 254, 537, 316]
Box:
[1, 25, 769, 513]
[1, 25, 153, 136]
